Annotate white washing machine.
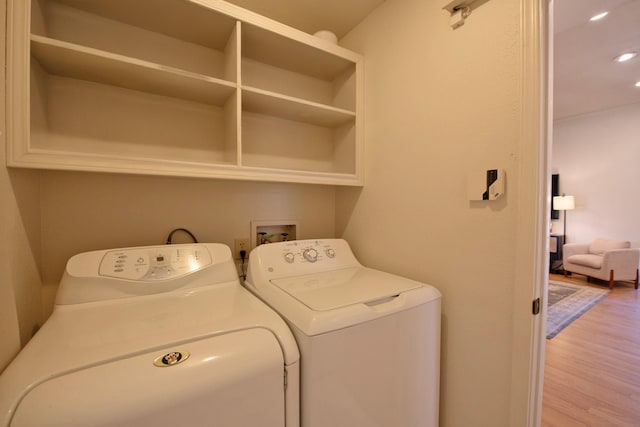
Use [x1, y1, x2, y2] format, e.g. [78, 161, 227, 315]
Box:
[244, 238, 441, 427]
[0, 243, 299, 427]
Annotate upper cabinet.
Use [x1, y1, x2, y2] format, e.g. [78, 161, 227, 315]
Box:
[6, 0, 363, 185]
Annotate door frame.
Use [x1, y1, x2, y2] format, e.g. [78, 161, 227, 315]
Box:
[510, 0, 552, 425]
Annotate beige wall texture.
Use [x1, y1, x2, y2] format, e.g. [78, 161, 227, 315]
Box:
[38, 171, 336, 316]
[337, 0, 542, 425]
[0, 0, 41, 369]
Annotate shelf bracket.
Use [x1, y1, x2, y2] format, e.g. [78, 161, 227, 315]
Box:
[442, 0, 475, 14]
[442, 0, 488, 29]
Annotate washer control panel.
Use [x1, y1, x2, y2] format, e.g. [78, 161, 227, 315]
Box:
[281, 241, 337, 265]
[248, 239, 361, 282]
[98, 245, 212, 281]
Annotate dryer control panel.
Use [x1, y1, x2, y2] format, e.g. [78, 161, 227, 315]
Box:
[58, 243, 238, 305]
[99, 245, 212, 281]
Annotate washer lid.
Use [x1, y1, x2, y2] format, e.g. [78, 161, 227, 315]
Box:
[271, 267, 422, 311]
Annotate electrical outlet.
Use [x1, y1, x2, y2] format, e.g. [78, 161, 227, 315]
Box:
[234, 238, 250, 260]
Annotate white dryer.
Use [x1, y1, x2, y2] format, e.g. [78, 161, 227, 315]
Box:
[244, 239, 441, 427]
[0, 243, 299, 427]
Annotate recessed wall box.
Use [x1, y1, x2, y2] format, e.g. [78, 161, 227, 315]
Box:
[467, 168, 505, 201]
[251, 220, 299, 249]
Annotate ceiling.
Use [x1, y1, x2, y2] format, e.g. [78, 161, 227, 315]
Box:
[225, 0, 640, 121]
[554, 0, 640, 120]
[223, 0, 385, 39]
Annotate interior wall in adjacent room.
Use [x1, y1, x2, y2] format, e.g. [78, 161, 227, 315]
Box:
[552, 102, 640, 246]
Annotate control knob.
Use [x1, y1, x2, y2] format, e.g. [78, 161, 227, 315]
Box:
[303, 248, 318, 263]
[284, 253, 295, 264]
[325, 248, 336, 258]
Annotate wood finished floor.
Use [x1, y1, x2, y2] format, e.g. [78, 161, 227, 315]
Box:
[541, 274, 640, 426]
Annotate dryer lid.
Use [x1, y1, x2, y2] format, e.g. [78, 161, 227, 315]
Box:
[270, 267, 422, 311]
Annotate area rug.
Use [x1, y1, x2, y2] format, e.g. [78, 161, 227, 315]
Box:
[546, 280, 609, 339]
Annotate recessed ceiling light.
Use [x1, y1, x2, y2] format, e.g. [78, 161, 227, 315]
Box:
[589, 12, 608, 21]
[615, 52, 637, 63]
[636, 81, 640, 88]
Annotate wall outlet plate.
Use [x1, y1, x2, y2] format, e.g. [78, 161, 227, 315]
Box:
[234, 238, 250, 260]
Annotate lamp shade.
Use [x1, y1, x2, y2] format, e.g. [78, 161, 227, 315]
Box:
[553, 195, 575, 211]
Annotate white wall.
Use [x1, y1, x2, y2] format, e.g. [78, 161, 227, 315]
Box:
[338, 0, 539, 425]
[552, 102, 640, 247]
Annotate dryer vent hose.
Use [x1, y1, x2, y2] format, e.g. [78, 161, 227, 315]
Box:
[165, 228, 199, 244]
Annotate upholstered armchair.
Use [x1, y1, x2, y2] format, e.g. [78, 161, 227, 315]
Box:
[563, 238, 640, 290]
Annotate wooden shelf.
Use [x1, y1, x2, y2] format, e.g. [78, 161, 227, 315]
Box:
[242, 23, 357, 81]
[53, 0, 238, 50]
[242, 87, 355, 127]
[31, 35, 236, 106]
[7, 0, 363, 186]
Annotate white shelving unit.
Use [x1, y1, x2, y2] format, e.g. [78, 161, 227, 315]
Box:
[6, 0, 363, 185]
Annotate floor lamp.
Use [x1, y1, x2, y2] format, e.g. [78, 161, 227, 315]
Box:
[553, 194, 575, 242]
